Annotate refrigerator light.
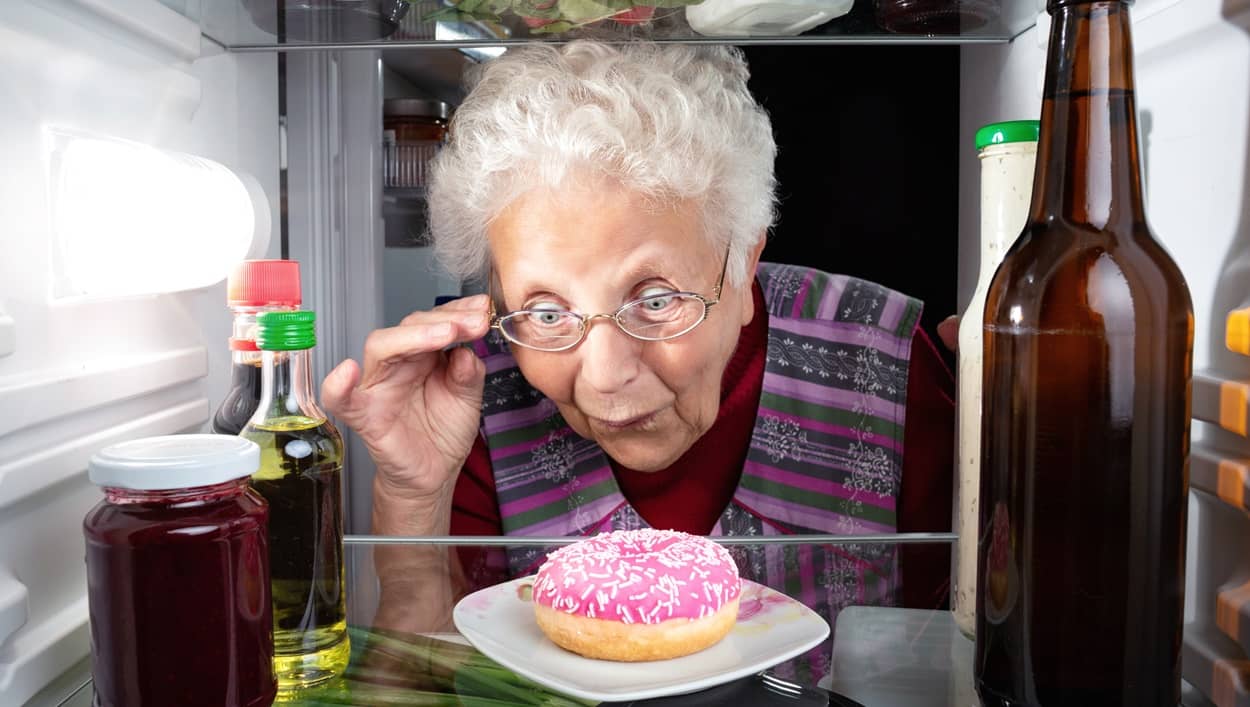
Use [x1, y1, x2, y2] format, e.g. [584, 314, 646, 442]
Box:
[50, 134, 268, 299]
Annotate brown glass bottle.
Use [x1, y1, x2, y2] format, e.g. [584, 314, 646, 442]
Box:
[974, 2, 1193, 706]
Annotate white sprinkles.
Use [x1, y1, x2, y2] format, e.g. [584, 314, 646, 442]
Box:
[533, 529, 741, 625]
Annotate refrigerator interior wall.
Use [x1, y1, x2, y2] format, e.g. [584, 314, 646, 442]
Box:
[0, 1, 280, 703]
[379, 51, 467, 330]
[960, 0, 1250, 702]
[283, 49, 388, 537]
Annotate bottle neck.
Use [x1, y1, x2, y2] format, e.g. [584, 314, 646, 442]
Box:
[229, 305, 296, 365]
[1031, 1, 1146, 231]
[252, 347, 325, 425]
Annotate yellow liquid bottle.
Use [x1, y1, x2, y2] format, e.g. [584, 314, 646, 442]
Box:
[241, 311, 349, 696]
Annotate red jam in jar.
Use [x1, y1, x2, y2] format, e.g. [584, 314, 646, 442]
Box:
[84, 435, 276, 707]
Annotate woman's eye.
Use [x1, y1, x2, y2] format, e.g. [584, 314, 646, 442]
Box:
[525, 303, 568, 326]
[637, 286, 679, 311]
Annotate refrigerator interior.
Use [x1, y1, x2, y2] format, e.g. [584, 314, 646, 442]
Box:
[0, 0, 1248, 703]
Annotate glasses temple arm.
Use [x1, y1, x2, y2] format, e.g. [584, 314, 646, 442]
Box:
[711, 245, 731, 302]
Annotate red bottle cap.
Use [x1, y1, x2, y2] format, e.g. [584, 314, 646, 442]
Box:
[227, 260, 302, 307]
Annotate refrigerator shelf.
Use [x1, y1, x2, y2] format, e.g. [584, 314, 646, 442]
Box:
[1195, 372, 1250, 438]
[1192, 446, 1250, 516]
[1185, 622, 1250, 707]
[162, 0, 1038, 51]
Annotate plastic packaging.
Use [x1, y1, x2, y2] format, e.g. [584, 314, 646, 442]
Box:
[685, 0, 852, 37]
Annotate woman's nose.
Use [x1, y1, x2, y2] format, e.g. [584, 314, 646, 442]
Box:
[576, 319, 642, 394]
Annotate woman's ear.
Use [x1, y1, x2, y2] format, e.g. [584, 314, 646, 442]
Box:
[739, 232, 767, 326]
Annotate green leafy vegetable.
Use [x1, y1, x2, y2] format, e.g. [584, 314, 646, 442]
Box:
[284, 627, 596, 707]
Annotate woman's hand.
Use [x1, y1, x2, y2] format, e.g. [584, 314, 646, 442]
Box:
[322, 295, 491, 515]
[938, 315, 959, 352]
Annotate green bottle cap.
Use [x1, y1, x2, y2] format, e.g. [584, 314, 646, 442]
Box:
[256, 311, 316, 351]
[975, 120, 1041, 151]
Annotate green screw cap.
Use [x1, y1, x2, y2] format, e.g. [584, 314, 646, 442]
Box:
[256, 311, 316, 351]
[975, 120, 1041, 151]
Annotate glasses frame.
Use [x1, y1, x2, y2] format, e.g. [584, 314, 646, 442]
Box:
[488, 246, 731, 353]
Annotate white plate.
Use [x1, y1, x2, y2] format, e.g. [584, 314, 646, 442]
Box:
[452, 577, 830, 702]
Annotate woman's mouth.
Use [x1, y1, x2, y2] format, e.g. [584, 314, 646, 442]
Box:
[591, 411, 659, 431]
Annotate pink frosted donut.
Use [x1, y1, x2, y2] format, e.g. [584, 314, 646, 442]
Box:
[532, 529, 741, 661]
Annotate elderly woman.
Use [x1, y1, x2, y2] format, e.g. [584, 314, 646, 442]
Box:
[323, 41, 953, 656]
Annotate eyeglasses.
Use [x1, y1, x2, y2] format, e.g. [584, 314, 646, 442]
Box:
[488, 247, 730, 352]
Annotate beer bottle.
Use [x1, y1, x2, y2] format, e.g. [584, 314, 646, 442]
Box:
[974, 2, 1193, 705]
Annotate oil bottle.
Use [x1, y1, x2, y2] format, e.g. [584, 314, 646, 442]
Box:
[241, 310, 349, 695]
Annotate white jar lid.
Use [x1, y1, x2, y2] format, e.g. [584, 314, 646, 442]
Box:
[88, 434, 260, 491]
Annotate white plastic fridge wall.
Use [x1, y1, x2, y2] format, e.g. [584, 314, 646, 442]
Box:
[0, 1, 280, 703]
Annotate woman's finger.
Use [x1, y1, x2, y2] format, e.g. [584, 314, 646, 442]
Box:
[357, 315, 490, 390]
[358, 323, 454, 389]
[321, 358, 363, 422]
[937, 315, 960, 352]
[400, 295, 490, 326]
[398, 307, 488, 330]
[444, 345, 486, 405]
[435, 293, 490, 312]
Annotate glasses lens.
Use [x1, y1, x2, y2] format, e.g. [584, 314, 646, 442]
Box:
[499, 310, 584, 350]
[618, 293, 707, 340]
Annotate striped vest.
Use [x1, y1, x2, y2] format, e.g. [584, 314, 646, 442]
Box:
[471, 263, 921, 678]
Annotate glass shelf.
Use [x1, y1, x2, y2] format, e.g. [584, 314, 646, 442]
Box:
[65, 535, 960, 706]
[49, 536, 1220, 706]
[189, 0, 1038, 51]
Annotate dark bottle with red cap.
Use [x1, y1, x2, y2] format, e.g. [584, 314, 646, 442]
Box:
[212, 260, 302, 435]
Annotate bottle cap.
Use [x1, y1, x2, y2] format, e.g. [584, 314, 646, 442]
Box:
[975, 120, 1041, 151]
[227, 260, 302, 307]
[256, 311, 317, 351]
[1047, 0, 1133, 13]
[88, 435, 260, 491]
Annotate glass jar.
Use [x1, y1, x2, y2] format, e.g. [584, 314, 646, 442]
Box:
[83, 435, 275, 707]
[874, 0, 1000, 34]
[383, 98, 450, 188]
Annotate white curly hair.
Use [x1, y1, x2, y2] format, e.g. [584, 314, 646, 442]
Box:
[426, 40, 777, 289]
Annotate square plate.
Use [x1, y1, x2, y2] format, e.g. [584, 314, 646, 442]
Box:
[452, 577, 830, 702]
